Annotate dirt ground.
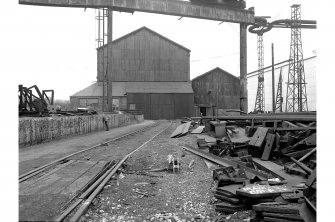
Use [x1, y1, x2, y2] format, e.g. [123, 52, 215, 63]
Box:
[82, 121, 254, 222]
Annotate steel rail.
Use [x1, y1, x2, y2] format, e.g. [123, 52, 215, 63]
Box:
[67, 122, 172, 222]
[19, 122, 158, 182]
[54, 161, 117, 222]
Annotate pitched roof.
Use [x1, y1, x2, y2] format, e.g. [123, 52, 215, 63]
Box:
[125, 82, 194, 93]
[97, 26, 190, 52]
[191, 67, 239, 82]
[71, 81, 193, 97]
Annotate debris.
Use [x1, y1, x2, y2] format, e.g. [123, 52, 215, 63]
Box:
[261, 133, 276, 161]
[188, 160, 195, 169]
[249, 127, 269, 148]
[191, 126, 205, 134]
[210, 121, 227, 138]
[197, 138, 209, 149]
[170, 121, 191, 138]
[167, 153, 180, 173]
[289, 157, 313, 175]
[236, 184, 293, 198]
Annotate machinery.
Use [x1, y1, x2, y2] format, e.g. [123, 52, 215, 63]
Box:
[18, 84, 54, 117]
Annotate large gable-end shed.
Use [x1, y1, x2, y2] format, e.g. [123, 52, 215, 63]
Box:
[192, 67, 240, 116]
[97, 26, 190, 82]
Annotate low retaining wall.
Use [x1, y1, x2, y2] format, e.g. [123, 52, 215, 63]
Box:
[19, 114, 144, 148]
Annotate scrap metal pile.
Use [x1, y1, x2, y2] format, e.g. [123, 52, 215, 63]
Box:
[18, 84, 97, 117]
[172, 113, 316, 222]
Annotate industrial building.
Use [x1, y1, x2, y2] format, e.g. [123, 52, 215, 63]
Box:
[192, 67, 240, 116]
[70, 26, 194, 119]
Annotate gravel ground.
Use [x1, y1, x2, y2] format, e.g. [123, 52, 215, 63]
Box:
[82, 121, 255, 222]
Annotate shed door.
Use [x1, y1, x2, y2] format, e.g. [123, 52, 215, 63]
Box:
[200, 107, 206, 116]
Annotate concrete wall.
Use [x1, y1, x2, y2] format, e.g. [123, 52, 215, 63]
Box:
[19, 113, 144, 148]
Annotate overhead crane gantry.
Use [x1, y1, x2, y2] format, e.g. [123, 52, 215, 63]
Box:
[19, 0, 254, 113]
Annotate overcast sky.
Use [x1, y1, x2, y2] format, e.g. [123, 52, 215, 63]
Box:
[1, 0, 318, 100]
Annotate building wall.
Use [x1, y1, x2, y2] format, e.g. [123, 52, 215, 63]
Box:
[97, 28, 190, 82]
[126, 93, 195, 120]
[192, 69, 240, 110]
[70, 96, 127, 112]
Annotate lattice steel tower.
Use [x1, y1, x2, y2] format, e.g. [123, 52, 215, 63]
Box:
[275, 68, 283, 112]
[254, 33, 265, 112]
[285, 4, 308, 112]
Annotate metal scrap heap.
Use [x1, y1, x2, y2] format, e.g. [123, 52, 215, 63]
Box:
[172, 112, 316, 222]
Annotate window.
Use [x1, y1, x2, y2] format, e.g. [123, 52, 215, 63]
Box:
[129, 104, 136, 110]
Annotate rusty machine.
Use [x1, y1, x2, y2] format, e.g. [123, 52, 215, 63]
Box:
[18, 84, 54, 117]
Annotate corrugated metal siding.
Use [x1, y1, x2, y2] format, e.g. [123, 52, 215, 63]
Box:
[127, 93, 194, 120]
[97, 28, 190, 82]
[192, 68, 240, 109]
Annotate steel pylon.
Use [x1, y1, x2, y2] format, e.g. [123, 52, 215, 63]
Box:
[285, 4, 308, 112]
[254, 34, 265, 112]
[275, 68, 283, 112]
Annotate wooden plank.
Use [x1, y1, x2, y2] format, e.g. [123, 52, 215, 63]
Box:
[261, 134, 276, 161]
[276, 127, 316, 131]
[214, 193, 240, 204]
[262, 212, 303, 220]
[263, 216, 301, 222]
[215, 202, 249, 213]
[253, 203, 301, 214]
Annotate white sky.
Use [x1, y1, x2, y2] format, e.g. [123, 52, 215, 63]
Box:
[1, 0, 318, 100]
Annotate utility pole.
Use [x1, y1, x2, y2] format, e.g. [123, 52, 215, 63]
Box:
[107, 10, 113, 112]
[271, 43, 275, 112]
[285, 4, 308, 112]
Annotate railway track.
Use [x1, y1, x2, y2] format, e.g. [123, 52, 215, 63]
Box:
[19, 121, 172, 221]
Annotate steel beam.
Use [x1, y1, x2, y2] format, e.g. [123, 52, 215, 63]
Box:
[18, 0, 254, 24]
[192, 115, 316, 122]
[181, 145, 272, 180]
[240, 23, 248, 112]
[107, 10, 113, 112]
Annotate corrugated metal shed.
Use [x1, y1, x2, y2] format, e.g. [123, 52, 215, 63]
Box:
[97, 26, 191, 82]
[192, 67, 240, 116]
